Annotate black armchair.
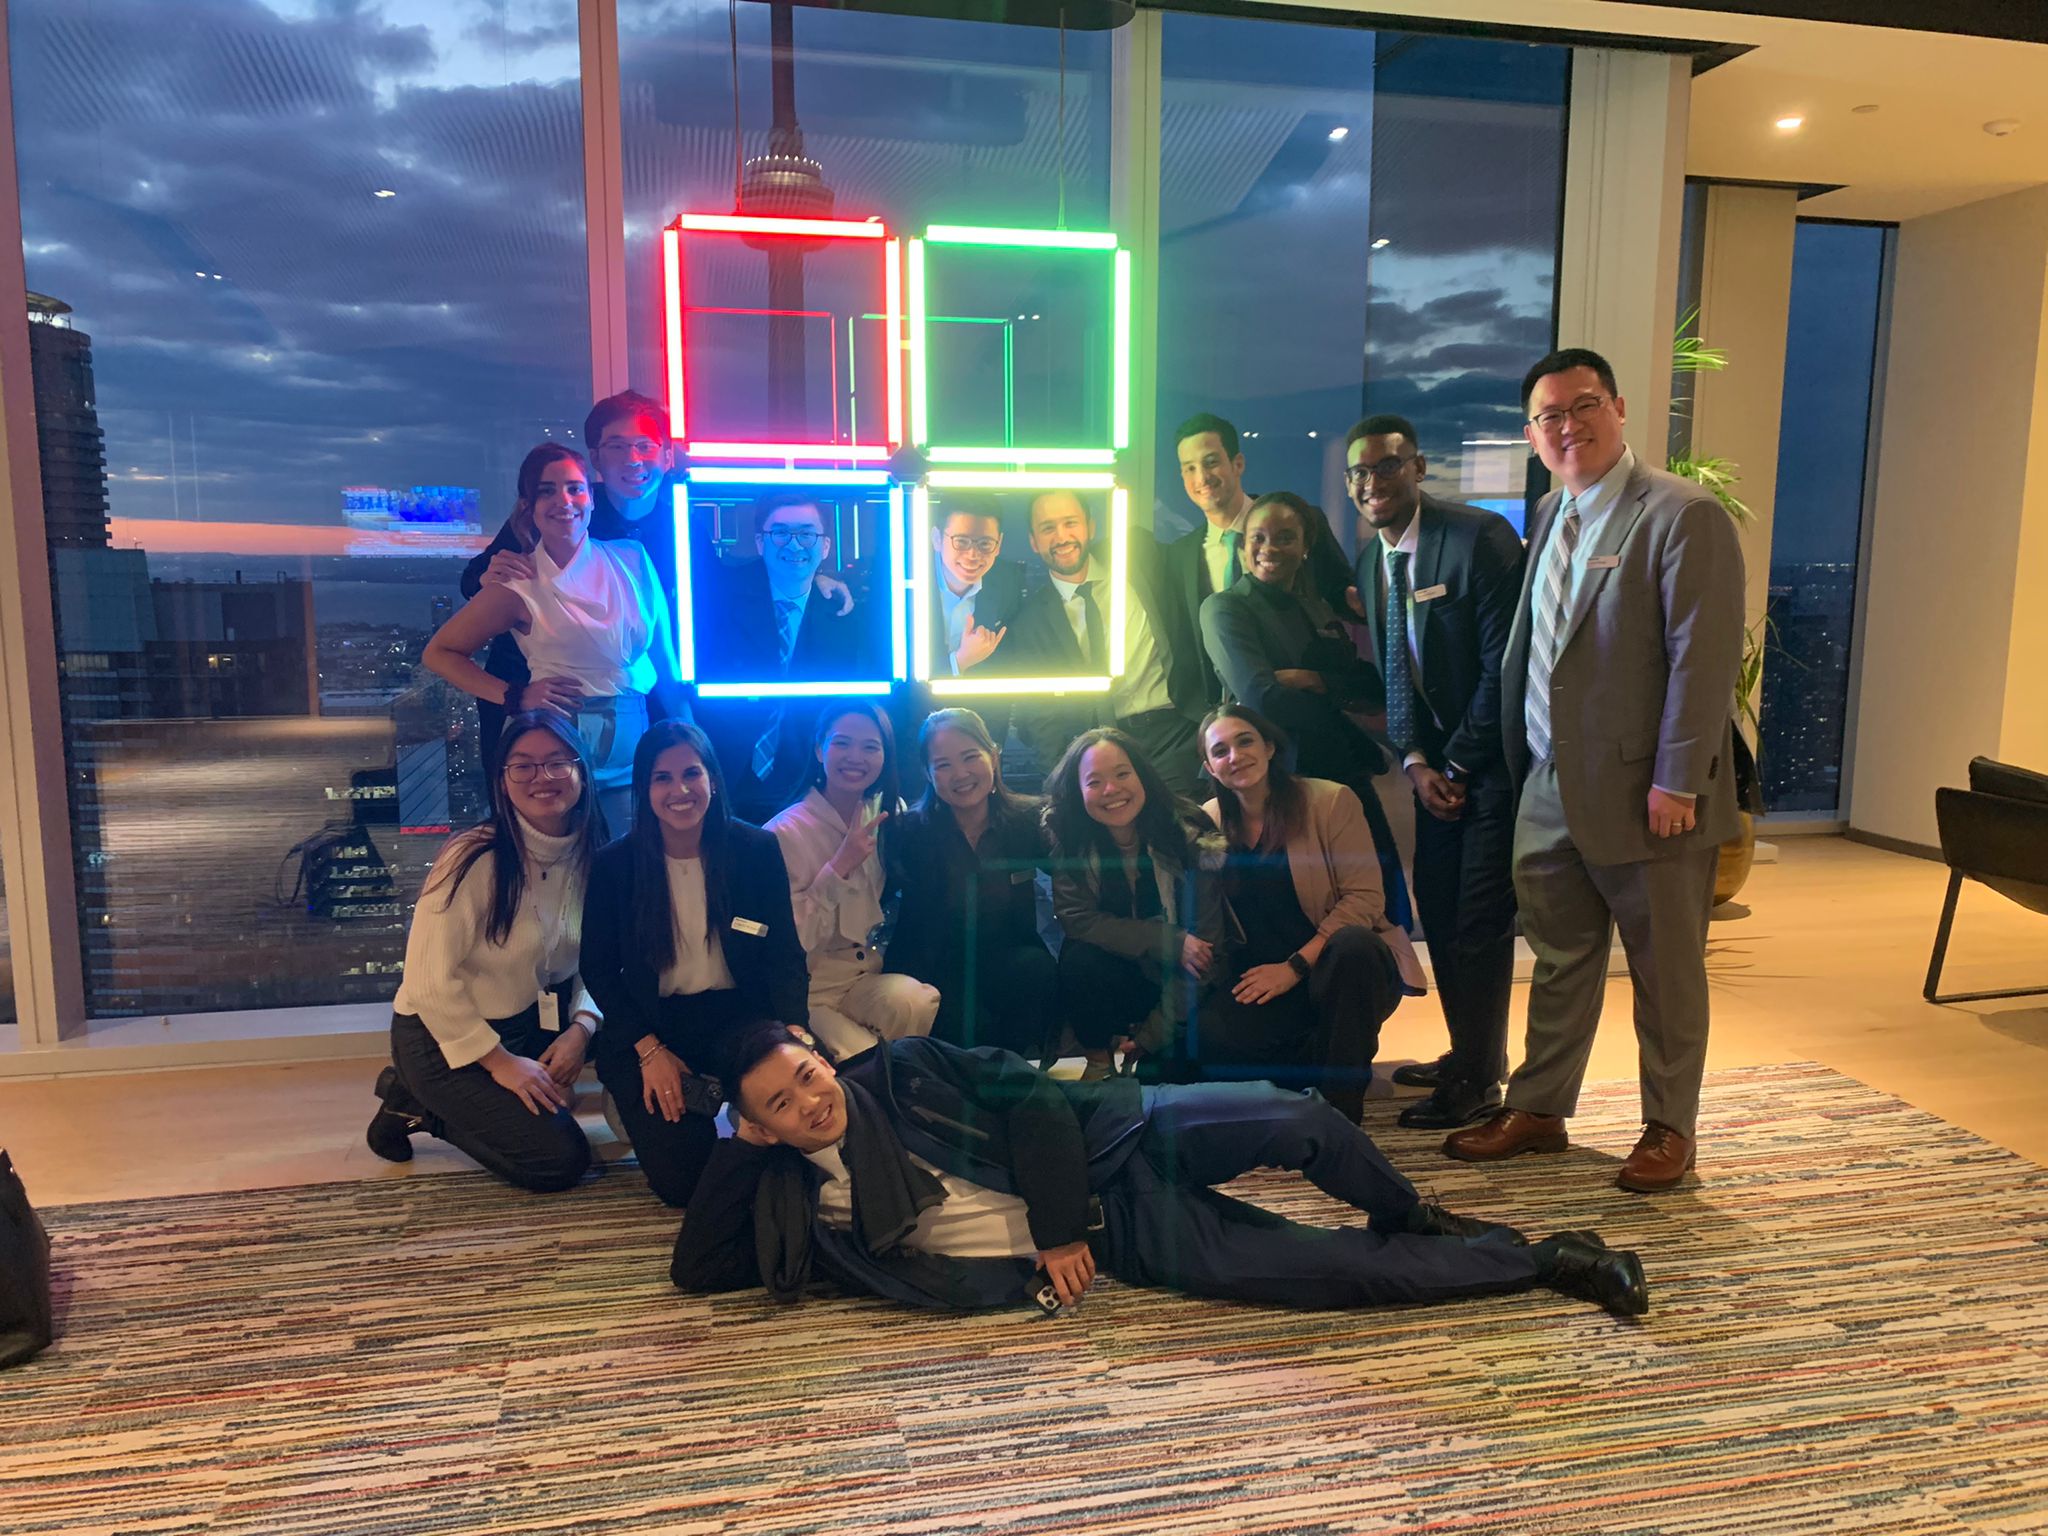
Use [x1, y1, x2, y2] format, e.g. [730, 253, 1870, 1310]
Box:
[1924, 756, 2048, 1003]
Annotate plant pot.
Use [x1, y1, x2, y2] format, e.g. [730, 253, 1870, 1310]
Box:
[1714, 809, 1756, 907]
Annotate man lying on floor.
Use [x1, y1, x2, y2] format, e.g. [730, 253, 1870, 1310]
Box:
[670, 1024, 1648, 1317]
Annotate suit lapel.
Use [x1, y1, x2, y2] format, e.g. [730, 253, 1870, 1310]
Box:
[1556, 468, 1650, 661]
[1412, 498, 1446, 672]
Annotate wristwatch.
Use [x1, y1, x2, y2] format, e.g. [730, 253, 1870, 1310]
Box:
[1441, 761, 1468, 787]
[1285, 952, 1311, 981]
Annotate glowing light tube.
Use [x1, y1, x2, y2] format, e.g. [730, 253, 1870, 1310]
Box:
[926, 446, 1118, 467]
[924, 225, 1120, 251]
[885, 240, 904, 449]
[684, 443, 894, 464]
[1108, 486, 1129, 677]
[908, 238, 929, 449]
[911, 486, 935, 684]
[679, 213, 888, 240]
[1113, 250, 1132, 451]
[696, 680, 894, 699]
[890, 485, 909, 684]
[683, 467, 894, 488]
[671, 482, 697, 681]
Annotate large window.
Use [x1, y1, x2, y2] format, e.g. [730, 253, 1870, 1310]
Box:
[9, 0, 591, 1017]
[1762, 220, 1889, 816]
[1155, 20, 1567, 545]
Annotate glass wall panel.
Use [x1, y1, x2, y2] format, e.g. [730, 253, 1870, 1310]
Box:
[8, 1, 590, 1016]
[1155, 22, 1567, 545]
[1762, 220, 1888, 816]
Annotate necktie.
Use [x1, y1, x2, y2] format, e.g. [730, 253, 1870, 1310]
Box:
[1383, 550, 1418, 756]
[1221, 528, 1242, 590]
[753, 598, 800, 780]
[1079, 581, 1109, 672]
[1525, 499, 1580, 764]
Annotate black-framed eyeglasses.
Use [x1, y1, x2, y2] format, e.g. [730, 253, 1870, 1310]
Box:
[763, 527, 823, 549]
[1344, 455, 1417, 487]
[1529, 395, 1612, 435]
[599, 436, 662, 457]
[505, 759, 581, 783]
[946, 535, 1000, 558]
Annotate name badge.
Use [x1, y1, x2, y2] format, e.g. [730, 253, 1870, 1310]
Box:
[1009, 869, 1034, 885]
[537, 990, 562, 1034]
[1586, 555, 1621, 570]
[731, 916, 769, 937]
[1413, 583, 1448, 603]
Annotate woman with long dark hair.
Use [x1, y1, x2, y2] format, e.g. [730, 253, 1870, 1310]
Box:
[580, 720, 809, 1207]
[1199, 706, 1426, 1119]
[424, 443, 680, 830]
[768, 702, 939, 1060]
[365, 711, 605, 1190]
[1043, 726, 1226, 1080]
[883, 708, 1055, 1057]
[1197, 490, 1413, 931]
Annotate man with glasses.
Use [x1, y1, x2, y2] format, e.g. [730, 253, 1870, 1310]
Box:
[1344, 415, 1525, 1131]
[927, 499, 1025, 681]
[1445, 348, 1743, 1193]
[697, 495, 879, 820]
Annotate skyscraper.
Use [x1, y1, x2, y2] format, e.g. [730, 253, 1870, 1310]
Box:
[24, 291, 112, 549]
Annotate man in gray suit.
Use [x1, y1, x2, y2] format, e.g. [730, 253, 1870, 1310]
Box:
[1445, 348, 1744, 1192]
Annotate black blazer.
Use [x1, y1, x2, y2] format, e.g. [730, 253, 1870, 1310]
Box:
[1160, 500, 1350, 707]
[925, 558, 1028, 679]
[580, 822, 810, 1068]
[883, 796, 1049, 987]
[1353, 493, 1526, 778]
[1199, 574, 1387, 782]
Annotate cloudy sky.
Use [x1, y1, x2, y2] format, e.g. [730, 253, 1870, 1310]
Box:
[12, 0, 1562, 552]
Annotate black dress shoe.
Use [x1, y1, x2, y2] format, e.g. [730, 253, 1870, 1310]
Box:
[1399, 1201, 1527, 1245]
[1390, 1054, 1453, 1090]
[366, 1066, 425, 1164]
[1397, 1078, 1504, 1130]
[1537, 1233, 1649, 1317]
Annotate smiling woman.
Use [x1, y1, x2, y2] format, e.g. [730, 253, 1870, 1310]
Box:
[7, 0, 593, 1021]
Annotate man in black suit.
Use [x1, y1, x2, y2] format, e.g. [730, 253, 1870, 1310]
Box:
[697, 494, 883, 821]
[1008, 489, 1208, 795]
[1159, 412, 1353, 710]
[1346, 415, 1526, 1129]
[912, 495, 1028, 752]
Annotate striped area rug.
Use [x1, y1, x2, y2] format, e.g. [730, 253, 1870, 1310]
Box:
[6, 1063, 2048, 1536]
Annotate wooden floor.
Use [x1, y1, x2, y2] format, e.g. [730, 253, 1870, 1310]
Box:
[3, 834, 2043, 1206]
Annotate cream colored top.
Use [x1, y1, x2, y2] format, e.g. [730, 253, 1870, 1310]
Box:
[506, 535, 662, 697]
[659, 854, 737, 997]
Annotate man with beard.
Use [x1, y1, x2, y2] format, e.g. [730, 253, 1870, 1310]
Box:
[1007, 490, 1208, 796]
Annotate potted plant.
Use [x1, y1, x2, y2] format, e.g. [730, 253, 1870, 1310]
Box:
[1670, 312, 1768, 904]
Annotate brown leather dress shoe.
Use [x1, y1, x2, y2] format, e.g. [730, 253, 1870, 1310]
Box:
[1617, 1122, 1696, 1192]
[1443, 1108, 1568, 1162]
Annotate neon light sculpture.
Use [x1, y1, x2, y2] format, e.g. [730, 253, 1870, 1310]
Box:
[915, 470, 1129, 698]
[673, 468, 909, 699]
[663, 212, 903, 464]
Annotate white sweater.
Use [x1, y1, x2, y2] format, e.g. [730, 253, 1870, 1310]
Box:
[393, 817, 600, 1068]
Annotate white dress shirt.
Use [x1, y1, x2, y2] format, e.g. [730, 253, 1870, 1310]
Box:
[1201, 491, 1253, 595]
[938, 576, 982, 676]
[806, 1141, 1039, 1260]
[658, 854, 737, 997]
[1050, 557, 1173, 718]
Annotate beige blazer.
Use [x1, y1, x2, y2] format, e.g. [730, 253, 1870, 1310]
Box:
[1204, 777, 1425, 994]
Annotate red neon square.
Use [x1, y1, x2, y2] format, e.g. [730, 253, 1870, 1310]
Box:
[663, 214, 902, 463]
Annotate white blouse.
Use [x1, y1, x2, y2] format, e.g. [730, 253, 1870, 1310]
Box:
[767, 789, 895, 954]
[659, 854, 737, 997]
[507, 535, 662, 698]
[393, 816, 599, 1068]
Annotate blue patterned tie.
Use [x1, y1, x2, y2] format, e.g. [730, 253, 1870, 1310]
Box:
[1383, 551, 1417, 756]
[752, 599, 800, 780]
[1525, 499, 1580, 764]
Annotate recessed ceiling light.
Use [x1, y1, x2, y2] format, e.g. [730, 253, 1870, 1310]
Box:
[1307, 430, 1318, 439]
[1328, 126, 1349, 142]
[1775, 115, 1804, 132]
[1371, 237, 1391, 250]
[374, 188, 397, 198]
[1852, 103, 1880, 114]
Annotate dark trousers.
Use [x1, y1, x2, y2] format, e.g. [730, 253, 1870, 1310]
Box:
[933, 943, 1060, 1058]
[595, 988, 763, 1207]
[1411, 774, 1517, 1084]
[1057, 939, 1169, 1052]
[389, 1011, 591, 1194]
[1095, 1082, 1540, 1307]
[1196, 925, 1401, 1116]
[1117, 708, 1203, 798]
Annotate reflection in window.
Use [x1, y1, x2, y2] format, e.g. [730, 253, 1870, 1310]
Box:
[1156, 22, 1566, 546]
[1762, 221, 1889, 816]
[8, 0, 591, 1015]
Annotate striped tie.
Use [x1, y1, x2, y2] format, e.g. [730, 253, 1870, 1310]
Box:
[1524, 499, 1580, 764]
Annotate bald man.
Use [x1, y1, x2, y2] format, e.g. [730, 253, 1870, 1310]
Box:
[1005, 490, 1208, 795]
